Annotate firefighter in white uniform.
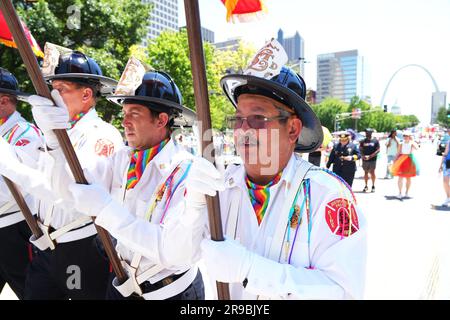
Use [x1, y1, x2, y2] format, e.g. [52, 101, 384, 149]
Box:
[0, 68, 43, 299]
[30, 70, 218, 300]
[200, 41, 367, 299]
[2, 51, 124, 299]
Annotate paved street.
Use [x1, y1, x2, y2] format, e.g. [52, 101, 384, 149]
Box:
[2, 139, 450, 300]
[354, 139, 450, 299]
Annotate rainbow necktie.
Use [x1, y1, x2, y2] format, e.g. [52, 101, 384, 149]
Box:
[68, 112, 86, 129]
[246, 172, 282, 225]
[126, 138, 170, 190]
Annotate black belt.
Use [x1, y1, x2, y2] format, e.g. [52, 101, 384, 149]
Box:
[47, 221, 94, 233]
[140, 270, 188, 293]
[0, 210, 20, 218]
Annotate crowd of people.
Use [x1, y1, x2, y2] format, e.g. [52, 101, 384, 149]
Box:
[318, 126, 450, 205]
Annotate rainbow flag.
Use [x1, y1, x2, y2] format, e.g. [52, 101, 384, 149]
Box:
[220, 0, 267, 22]
[0, 10, 44, 58]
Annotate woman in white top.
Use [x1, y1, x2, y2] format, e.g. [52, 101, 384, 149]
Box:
[390, 131, 419, 198]
[385, 130, 399, 179]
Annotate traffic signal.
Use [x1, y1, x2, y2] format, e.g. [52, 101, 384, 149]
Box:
[383, 105, 388, 112]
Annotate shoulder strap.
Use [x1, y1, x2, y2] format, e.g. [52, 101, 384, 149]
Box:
[266, 159, 313, 262]
[224, 187, 242, 239]
[0, 200, 17, 215]
[128, 158, 191, 284]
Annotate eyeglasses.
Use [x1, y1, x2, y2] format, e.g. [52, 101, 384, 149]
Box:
[226, 114, 292, 129]
[226, 108, 295, 129]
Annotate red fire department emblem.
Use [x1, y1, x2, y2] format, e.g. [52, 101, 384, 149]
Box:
[94, 139, 114, 157]
[15, 139, 30, 146]
[325, 198, 359, 237]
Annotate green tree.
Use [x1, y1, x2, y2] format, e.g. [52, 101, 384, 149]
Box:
[342, 96, 371, 130]
[146, 31, 256, 130]
[1, 0, 151, 122]
[212, 40, 256, 129]
[312, 95, 420, 133]
[437, 106, 449, 127]
[311, 98, 348, 131]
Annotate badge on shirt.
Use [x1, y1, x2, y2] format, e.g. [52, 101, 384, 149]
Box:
[15, 139, 30, 146]
[94, 138, 115, 157]
[290, 204, 301, 229]
[325, 198, 359, 237]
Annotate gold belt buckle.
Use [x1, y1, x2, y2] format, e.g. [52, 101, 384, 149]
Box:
[161, 276, 174, 286]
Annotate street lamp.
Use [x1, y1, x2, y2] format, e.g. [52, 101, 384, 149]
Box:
[288, 57, 309, 77]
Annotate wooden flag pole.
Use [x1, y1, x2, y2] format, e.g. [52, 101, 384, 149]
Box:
[3, 177, 42, 237]
[0, 0, 127, 283]
[184, 0, 230, 300]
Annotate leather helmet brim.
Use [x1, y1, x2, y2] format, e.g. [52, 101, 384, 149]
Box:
[221, 74, 323, 153]
[107, 95, 196, 127]
[0, 88, 31, 102]
[44, 74, 118, 94]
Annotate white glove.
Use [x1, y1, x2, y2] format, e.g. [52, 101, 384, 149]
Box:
[68, 182, 112, 217]
[184, 157, 225, 207]
[201, 238, 253, 283]
[0, 137, 58, 201]
[29, 89, 69, 149]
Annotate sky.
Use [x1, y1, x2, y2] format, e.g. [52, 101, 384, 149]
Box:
[178, 0, 450, 125]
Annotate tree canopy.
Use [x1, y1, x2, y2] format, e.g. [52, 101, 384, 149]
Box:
[2, 0, 151, 121]
[312, 96, 420, 133]
[146, 31, 255, 129]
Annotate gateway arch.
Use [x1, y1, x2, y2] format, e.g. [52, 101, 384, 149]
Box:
[380, 64, 446, 124]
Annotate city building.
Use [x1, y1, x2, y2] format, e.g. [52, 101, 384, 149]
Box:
[179, 26, 215, 43]
[431, 91, 447, 124]
[391, 104, 402, 115]
[276, 29, 305, 77]
[200, 26, 215, 43]
[214, 37, 241, 52]
[316, 49, 367, 104]
[142, 0, 179, 47]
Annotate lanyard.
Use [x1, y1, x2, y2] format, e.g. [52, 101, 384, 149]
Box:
[284, 167, 357, 264]
[144, 161, 193, 224]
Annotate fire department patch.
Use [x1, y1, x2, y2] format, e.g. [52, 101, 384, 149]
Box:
[15, 139, 30, 146]
[94, 139, 114, 157]
[325, 198, 359, 237]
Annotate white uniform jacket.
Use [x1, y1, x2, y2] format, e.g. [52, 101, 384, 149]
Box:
[78, 139, 207, 298]
[0, 111, 43, 228]
[217, 153, 367, 299]
[38, 108, 124, 243]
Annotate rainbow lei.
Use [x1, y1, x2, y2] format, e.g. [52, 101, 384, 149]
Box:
[245, 172, 282, 225]
[68, 112, 86, 129]
[0, 116, 9, 126]
[126, 138, 170, 190]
